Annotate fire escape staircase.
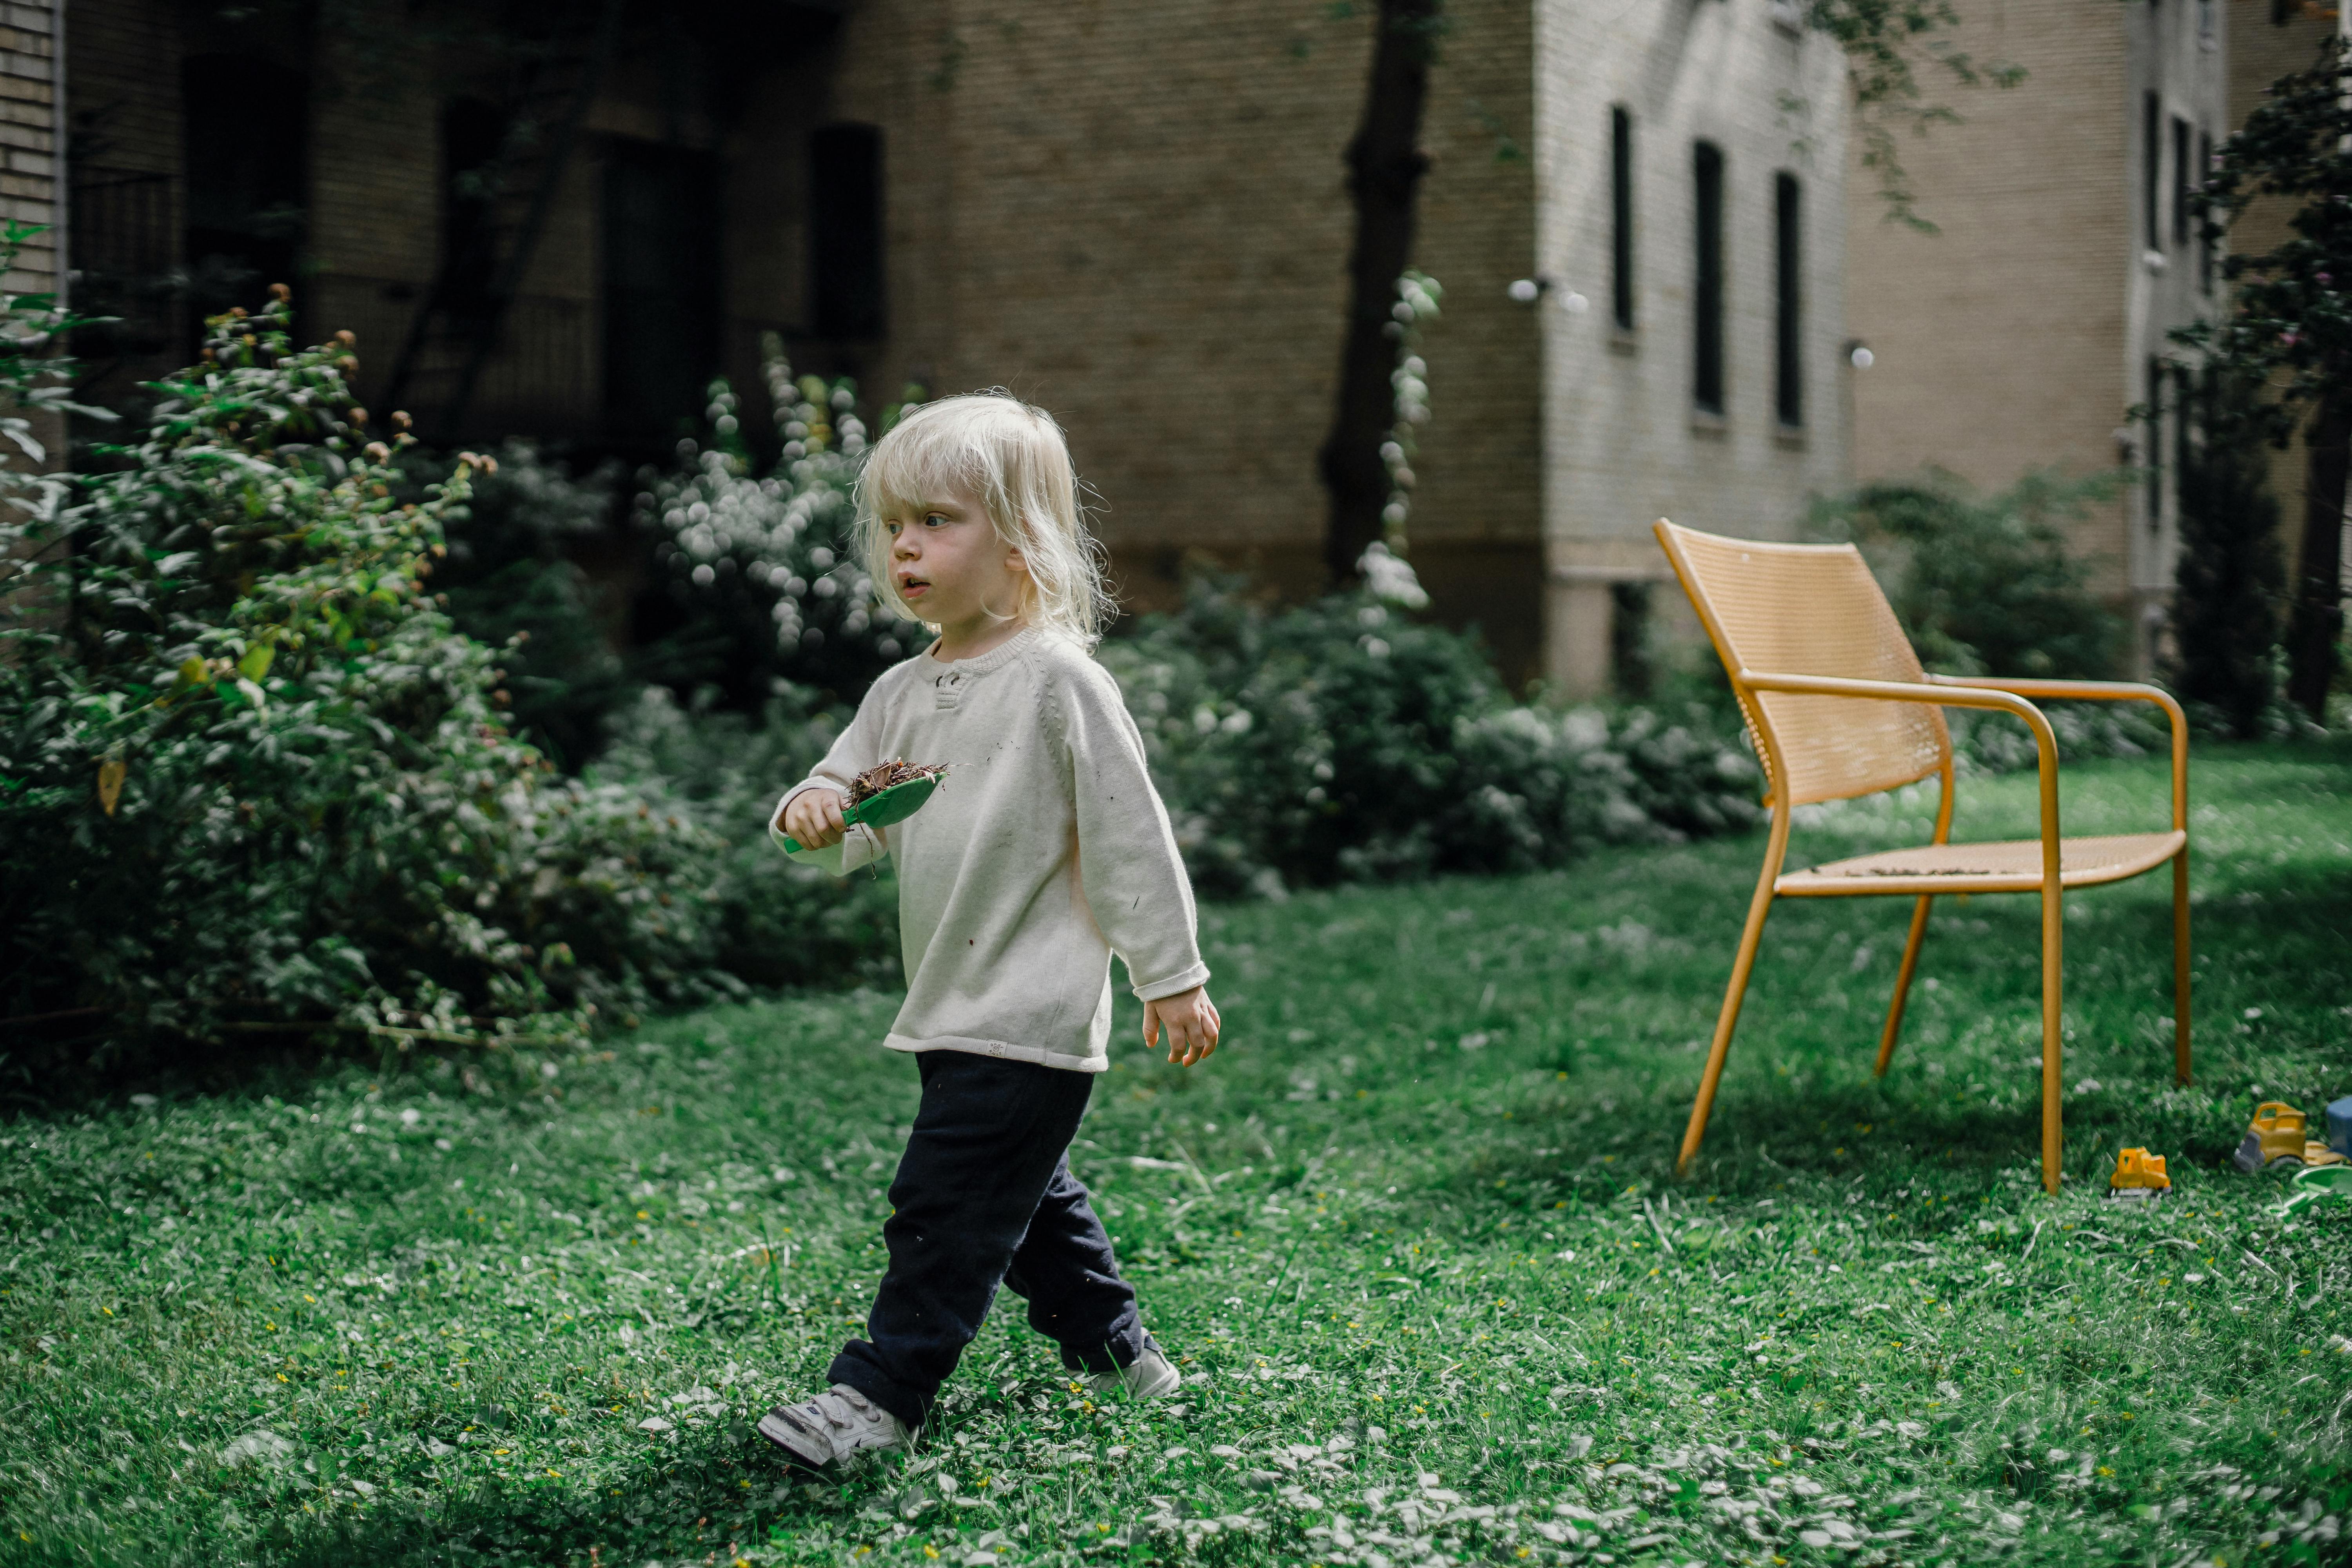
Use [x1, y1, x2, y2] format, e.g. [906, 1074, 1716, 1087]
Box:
[379, 0, 625, 443]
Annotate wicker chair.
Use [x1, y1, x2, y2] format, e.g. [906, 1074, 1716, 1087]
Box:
[1653, 519, 2191, 1194]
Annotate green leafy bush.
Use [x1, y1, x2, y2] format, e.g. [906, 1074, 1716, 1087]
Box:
[0, 293, 882, 1066]
[590, 687, 900, 991]
[1810, 470, 2127, 679]
[1099, 566, 1765, 895]
[411, 439, 631, 768]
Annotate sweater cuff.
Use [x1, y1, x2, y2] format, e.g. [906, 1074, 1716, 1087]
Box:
[1130, 960, 1210, 1003]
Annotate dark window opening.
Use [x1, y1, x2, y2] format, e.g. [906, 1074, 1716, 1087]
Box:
[1693, 141, 1725, 416]
[2142, 91, 2162, 250]
[1773, 171, 1803, 428]
[182, 54, 308, 335]
[440, 98, 509, 321]
[2173, 363, 2193, 495]
[1610, 106, 1635, 332]
[603, 140, 721, 437]
[2171, 114, 2192, 246]
[1610, 581, 1654, 699]
[810, 123, 885, 340]
[2197, 129, 2214, 292]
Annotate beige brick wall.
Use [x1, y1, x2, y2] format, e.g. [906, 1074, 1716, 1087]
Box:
[822, 0, 1546, 681]
[1846, 0, 2230, 676]
[2, 0, 59, 482]
[0, 0, 56, 296]
[1535, 0, 1853, 695]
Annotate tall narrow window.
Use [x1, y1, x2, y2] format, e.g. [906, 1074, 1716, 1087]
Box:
[2143, 92, 2162, 250]
[604, 140, 720, 434]
[2145, 356, 2165, 530]
[1773, 171, 1802, 428]
[1693, 141, 1725, 416]
[1610, 106, 1635, 331]
[811, 123, 885, 340]
[2174, 363, 2194, 500]
[439, 98, 508, 322]
[183, 54, 308, 338]
[2197, 129, 2215, 292]
[2171, 115, 2192, 245]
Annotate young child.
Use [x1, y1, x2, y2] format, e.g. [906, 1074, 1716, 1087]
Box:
[758, 392, 1221, 1470]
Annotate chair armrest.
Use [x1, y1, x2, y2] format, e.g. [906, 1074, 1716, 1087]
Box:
[1737, 668, 2062, 873]
[1737, 668, 2053, 731]
[1928, 676, 2187, 833]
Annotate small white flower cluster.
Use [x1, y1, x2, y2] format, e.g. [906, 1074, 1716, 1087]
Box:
[634, 334, 922, 665]
[1381, 270, 1443, 537]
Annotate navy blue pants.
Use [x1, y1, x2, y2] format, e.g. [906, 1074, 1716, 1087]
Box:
[828, 1050, 1145, 1429]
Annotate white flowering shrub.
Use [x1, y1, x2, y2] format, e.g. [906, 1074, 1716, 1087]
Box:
[632, 336, 928, 704]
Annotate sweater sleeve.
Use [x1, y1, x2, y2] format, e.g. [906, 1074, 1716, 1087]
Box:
[768, 684, 888, 876]
[1057, 660, 1211, 1001]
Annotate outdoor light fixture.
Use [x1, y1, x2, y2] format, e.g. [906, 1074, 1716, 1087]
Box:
[1846, 341, 1874, 369]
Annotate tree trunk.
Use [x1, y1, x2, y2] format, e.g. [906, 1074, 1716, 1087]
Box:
[1319, 0, 1439, 587]
[2285, 396, 2349, 721]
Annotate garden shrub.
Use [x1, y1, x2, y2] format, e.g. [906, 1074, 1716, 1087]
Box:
[590, 686, 900, 991]
[1099, 561, 1765, 895]
[0, 292, 884, 1068]
[1810, 470, 2127, 679]
[405, 439, 632, 768]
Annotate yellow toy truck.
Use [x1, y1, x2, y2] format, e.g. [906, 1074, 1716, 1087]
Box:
[2234, 1102, 2352, 1174]
[2107, 1147, 2172, 1203]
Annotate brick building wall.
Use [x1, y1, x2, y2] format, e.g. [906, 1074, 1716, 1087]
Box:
[0, 0, 59, 488]
[56, 0, 1852, 694]
[820, 0, 1546, 680]
[1846, 0, 2230, 677]
[0, 0, 57, 299]
[1534, 0, 1853, 696]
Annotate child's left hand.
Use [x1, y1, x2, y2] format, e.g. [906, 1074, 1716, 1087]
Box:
[1144, 986, 1221, 1067]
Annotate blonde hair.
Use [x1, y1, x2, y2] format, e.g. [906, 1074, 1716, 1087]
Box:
[854, 391, 1113, 646]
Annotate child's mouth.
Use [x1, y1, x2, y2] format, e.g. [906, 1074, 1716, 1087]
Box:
[900, 578, 929, 597]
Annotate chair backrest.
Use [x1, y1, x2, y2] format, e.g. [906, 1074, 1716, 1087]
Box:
[1655, 519, 1950, 809]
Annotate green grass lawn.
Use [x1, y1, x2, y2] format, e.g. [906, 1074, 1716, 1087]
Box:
[5, 743, 2350, 1568]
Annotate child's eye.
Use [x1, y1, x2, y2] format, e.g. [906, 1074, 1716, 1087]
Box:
[924, 512, 949, 528]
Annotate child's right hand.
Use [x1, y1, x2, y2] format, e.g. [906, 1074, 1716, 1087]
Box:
[779, 788, 849, 849]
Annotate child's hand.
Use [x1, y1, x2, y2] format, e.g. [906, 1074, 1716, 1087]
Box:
[1144, 986, 1221, 1067]
[779, 788, 849, 849]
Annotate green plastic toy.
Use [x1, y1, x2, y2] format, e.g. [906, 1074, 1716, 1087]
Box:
[779, 771, 944, 856]
[2277, 1163, 2352, 1219]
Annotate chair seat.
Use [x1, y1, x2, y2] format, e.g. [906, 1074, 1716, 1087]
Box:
[1777, 830, 2187, 897]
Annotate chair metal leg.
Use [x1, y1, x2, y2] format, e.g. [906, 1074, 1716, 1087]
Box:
[1677, 810, 1790, 1177]
[2172, 846, 2192, 1086]
[1874, 894, 1935, 1076]
[2039, 879, 2065, 1196]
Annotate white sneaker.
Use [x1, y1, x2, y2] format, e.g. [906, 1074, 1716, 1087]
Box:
[757, 1383, 909, 1469]
[1087, 1339, 1183, 1402]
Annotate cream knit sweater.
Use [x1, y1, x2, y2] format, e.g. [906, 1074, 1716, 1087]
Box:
[771, 627, 1209, 1073]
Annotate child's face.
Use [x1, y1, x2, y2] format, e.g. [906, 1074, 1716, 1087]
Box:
[882, 483, 1029, 633]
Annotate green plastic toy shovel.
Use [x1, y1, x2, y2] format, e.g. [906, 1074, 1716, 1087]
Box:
[779, 771, 944, 855]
